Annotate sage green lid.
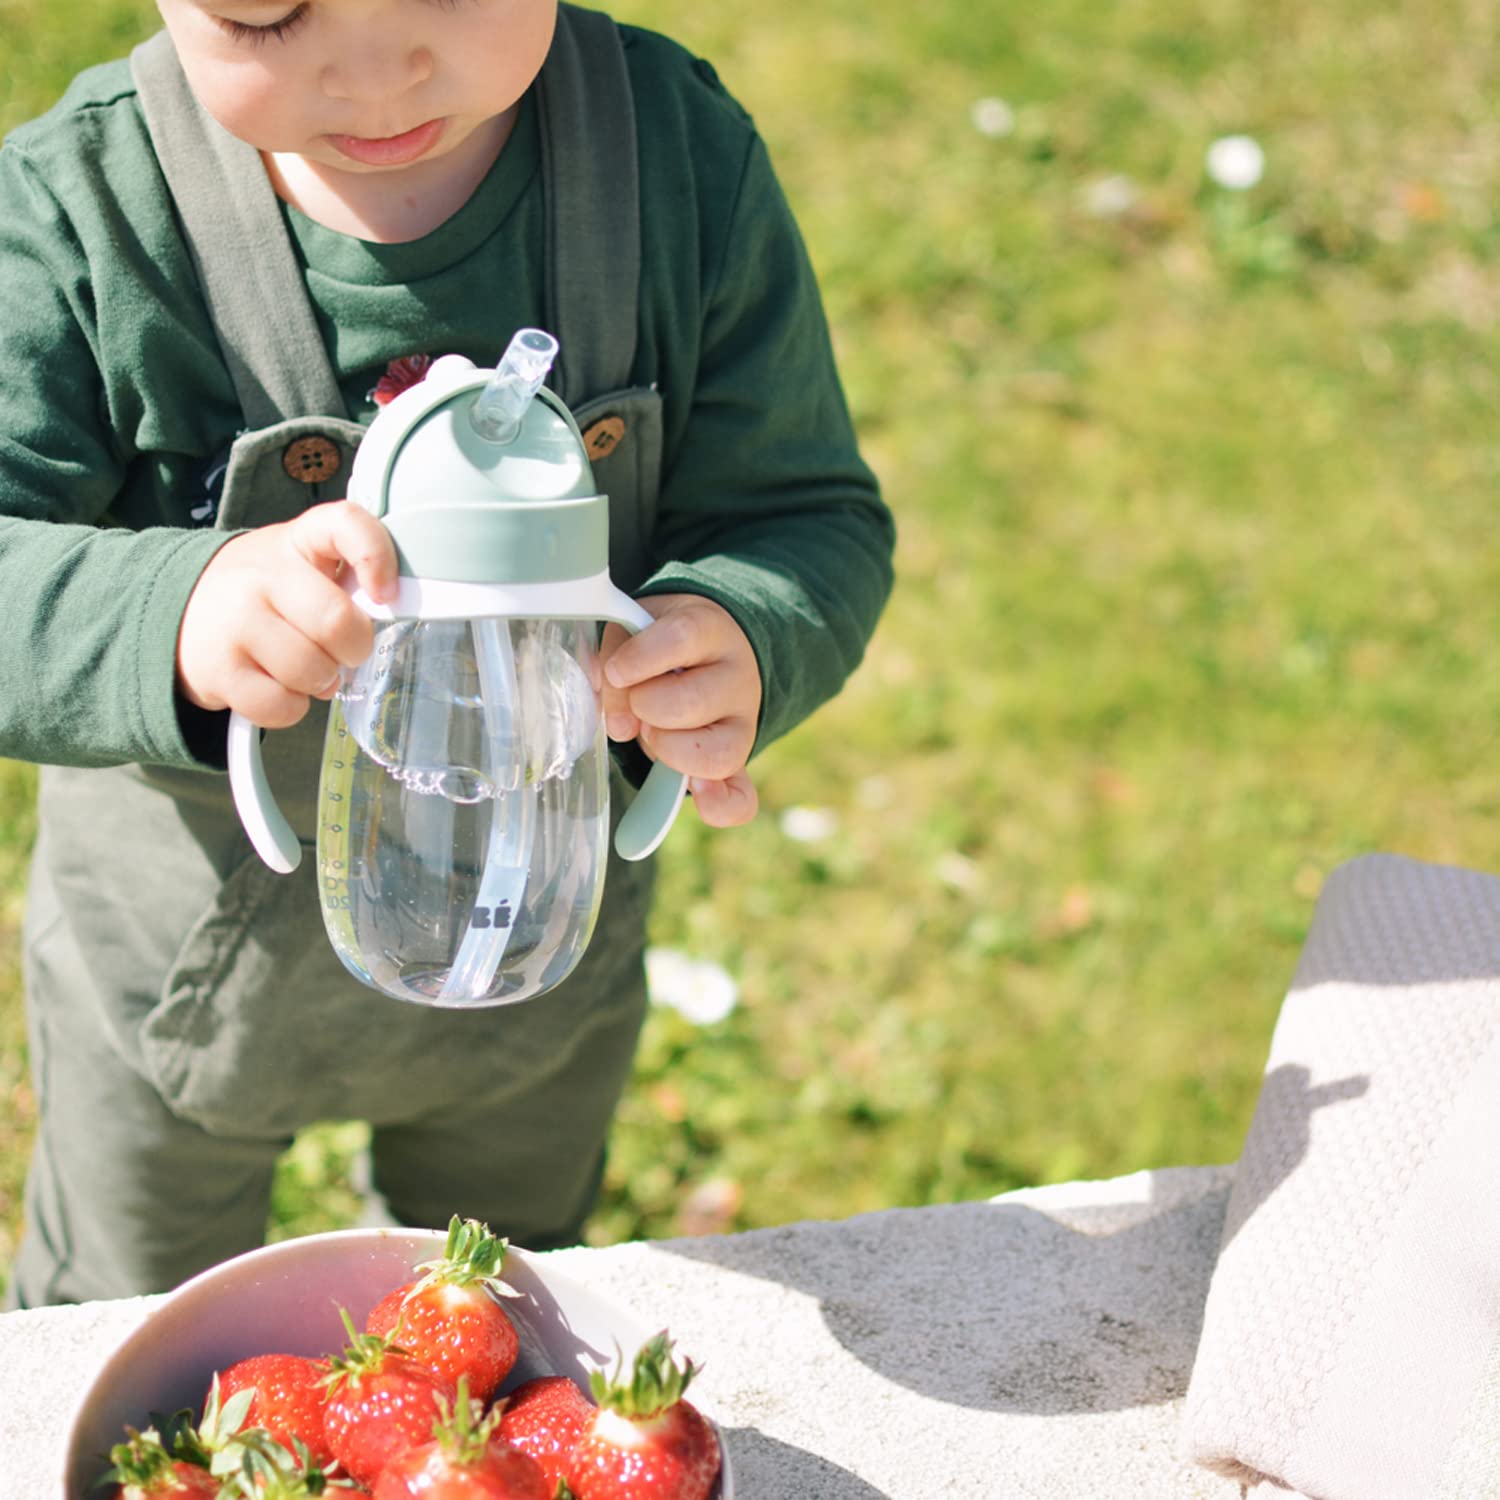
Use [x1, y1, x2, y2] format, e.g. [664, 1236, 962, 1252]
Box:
[365, 371, 611, 585]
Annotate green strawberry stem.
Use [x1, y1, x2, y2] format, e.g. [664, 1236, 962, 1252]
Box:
[429, 1375, 504, 1466]
[102, 1425, 185, 1489]
[321, 1305, 404, 1398]
[215, 1441, 360, 1498]
[194, 1375, 257, 1456]
[410, 1215, 510, 1295]
[588, 1332, 700, 1420]
[102, 1384, 268, 1491]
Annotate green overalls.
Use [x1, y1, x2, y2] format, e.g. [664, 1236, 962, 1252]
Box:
[12, 7, 662, 1307]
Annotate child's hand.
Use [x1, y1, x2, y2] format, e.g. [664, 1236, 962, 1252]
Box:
[176, 501, 399, 728]
[599, 594, 762, 828]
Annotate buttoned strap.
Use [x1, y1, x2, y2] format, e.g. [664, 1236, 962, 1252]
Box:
[536, 5, 641, 405]
[129, 31, 349, 429]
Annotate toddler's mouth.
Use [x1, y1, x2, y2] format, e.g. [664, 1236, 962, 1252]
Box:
[326, 119, 447, 167]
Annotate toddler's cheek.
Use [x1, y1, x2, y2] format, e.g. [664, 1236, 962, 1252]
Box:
[180, 66, 309, 156]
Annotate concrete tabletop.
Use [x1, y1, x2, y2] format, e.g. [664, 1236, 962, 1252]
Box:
[4, 1164, 1291, 1499]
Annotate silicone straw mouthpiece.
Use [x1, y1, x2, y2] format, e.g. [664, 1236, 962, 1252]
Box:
[470, 328, 560, 444]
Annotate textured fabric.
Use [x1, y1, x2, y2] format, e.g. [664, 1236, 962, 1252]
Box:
[1181, 852, 1500, 1499]
[0, 15, 892, 773]
[536, 4, 641, 408]
[129, 32, 350, 428]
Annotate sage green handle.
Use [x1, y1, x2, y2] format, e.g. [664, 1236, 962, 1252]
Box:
[602, 589, 689, 861]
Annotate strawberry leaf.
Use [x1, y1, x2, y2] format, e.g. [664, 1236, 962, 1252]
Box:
[588, 1331, 700, 1420]
[410, 1215, 510, 1295]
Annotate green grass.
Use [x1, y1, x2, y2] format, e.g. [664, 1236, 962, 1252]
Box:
[4, 0, 1500, 1282]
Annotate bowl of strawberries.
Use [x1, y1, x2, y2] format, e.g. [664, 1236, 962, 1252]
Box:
[63, 1218, 733, 1499]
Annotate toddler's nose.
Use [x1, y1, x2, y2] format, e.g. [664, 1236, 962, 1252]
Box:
[321, 43, 433, 105]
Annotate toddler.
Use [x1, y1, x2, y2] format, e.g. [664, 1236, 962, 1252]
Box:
[0, 0, 894, 1305]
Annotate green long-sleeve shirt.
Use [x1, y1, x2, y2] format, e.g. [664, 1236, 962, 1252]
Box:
[0, 24, 893, 773]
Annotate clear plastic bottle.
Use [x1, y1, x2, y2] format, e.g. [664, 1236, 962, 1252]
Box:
[317, 616, 609, 1006]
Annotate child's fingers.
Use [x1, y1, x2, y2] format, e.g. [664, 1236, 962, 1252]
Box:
[245, 608, 345, 697]
[598, 622, 640, 740]
[269, 567, 377, 669]
[288, 500, 399, 603]
[603, 602, 725, 688]
[624, 660, 742, 732]
[686, 770, 759, 828]
[606, 709, 642, 743]
[220, 646, 321, 730]
[639, 716, 755, 783]
[226, 673, 315, 731]
[218, 610, 341, 728]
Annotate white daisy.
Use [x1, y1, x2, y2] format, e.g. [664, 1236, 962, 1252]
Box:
[971, 97, 1016, 139]
[1205, 134, 1265, 190]
[780, 805, 839, 843]
[646, 948, 739, 1026]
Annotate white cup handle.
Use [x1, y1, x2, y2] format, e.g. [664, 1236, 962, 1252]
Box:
[599, 590, 690, 862]
[228, 709, 302, 873]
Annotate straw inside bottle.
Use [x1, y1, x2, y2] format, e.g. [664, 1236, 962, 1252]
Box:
[439, 325, 559, 999]
[469, 328, 560, 444]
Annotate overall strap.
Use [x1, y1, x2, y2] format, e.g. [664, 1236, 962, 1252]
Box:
[535, 5, 641, 405]
[129, 31, 349, 428]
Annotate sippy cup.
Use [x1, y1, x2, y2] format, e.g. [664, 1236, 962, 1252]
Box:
[226, 330, 687, 1007]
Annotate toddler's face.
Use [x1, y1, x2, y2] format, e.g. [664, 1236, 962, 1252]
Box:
[155, 0, 556, 177]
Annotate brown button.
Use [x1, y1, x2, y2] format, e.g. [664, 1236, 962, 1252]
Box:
[582, 416, 626, 461]
[282, 435, 342, 484]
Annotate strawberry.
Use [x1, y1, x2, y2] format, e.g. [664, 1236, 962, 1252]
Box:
[499, 1375, 595, 1492]
[100, 1426, 220, 1499]
[322, 1307, 459, 1488]
[565, 1334, 721, 1500]
[365, 1215, 520, 1404]
[371, 1376, 551, 1499]
[212, 1352, 335, 1468]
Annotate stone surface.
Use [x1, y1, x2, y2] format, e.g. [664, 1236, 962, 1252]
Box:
[4, 1165, 1289, 1499]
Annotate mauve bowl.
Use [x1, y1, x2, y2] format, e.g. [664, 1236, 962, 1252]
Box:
[62, 1228, 734, 1498]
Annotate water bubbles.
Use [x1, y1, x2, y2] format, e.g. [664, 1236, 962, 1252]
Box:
[332, 618, 602, 806]
[435, 767, 497, 804]
[385, 764, 484, 801]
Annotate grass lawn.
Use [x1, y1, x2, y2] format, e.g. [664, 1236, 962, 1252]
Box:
[2, 0, 1499, 1281]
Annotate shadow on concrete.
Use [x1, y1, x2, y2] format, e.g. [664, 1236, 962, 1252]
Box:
[657, 1168, 1236, 1417]
[721, 1428, 893, 1499]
